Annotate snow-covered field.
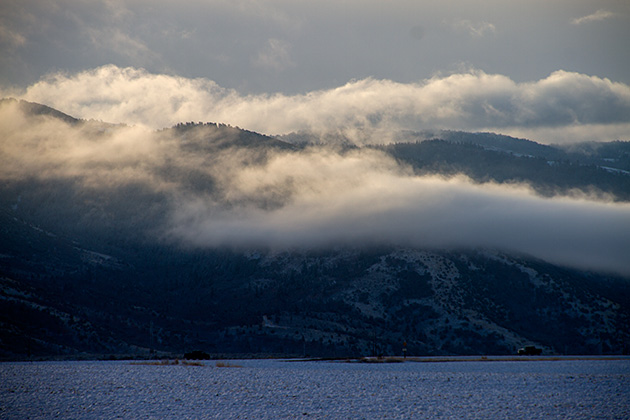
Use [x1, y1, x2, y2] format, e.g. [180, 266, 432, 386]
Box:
[1, 358, 629, 419]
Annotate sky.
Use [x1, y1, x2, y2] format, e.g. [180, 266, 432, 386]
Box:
[1, 0, 629, 144]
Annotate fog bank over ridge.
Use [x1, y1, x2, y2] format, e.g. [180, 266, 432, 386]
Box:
[7, 65, 630, 145]
[1, 99, 630, 276]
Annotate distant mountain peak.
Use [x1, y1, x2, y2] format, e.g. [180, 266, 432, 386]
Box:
[1, 98, 80, 125]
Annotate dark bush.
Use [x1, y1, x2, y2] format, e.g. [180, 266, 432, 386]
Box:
[184, 350, 211, 360]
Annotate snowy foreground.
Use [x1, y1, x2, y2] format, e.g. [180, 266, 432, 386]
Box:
[1, 358, 629, 419]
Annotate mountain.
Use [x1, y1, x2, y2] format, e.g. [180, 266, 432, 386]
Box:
[280, 128, 630, 201]
[1, 100, 629, 360]
[378, 139, 630, 201]
[2, 216, 629, 359]
[0, 97, 80, 125]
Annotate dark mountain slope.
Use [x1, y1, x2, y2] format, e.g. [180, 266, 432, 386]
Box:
[561, 141, 630, 172]
[2, 213, 629, 359]
[278, 128, 630, 201]
[167, 121, 295, 152]
[398, 130, 565, 160]
[1, 101, 629, 360]
[0, 98, 80, 125]
[380, 140, 630, 200]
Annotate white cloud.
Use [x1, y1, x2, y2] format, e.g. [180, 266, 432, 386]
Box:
[452, 19, 496, 37]
[163, 149, 630, 276]
[15, 65, 630, 144]
[171, 170, 630, 276]
[18, 65, 228, 129]
[2, 98, 629, 276]
[571, 9, 615, 25]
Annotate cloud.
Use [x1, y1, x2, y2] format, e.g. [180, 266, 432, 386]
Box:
[0, 24, 26, 48]
[17, 65, 229, 129]
[0, 99, 170, 189]
[2, 0, 630, 94]
[171, 166, 630, 277]
[86, 27, 158, 65]
[2, 99, 630, 276]
[571, 10, 615, 25]
[252, 38, 295, 71]
[451, 19, 496, 37]
[13, 65, 630, 145]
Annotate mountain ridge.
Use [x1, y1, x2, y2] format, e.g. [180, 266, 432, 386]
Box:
[1, 100, 629, 360]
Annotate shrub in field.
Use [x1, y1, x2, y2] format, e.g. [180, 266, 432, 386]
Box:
[215, 361, 242, 368]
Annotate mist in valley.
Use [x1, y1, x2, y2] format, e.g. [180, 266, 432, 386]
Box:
[2, 98, 629, 276]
